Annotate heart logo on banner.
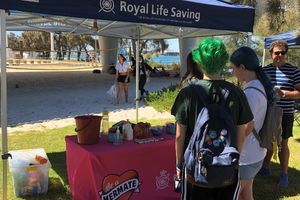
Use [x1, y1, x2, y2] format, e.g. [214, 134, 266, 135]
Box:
[100, 170, 141, 200]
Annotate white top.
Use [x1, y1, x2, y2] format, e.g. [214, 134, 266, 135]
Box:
[240, 80, 267, 165]
[115, 62, 130, 73]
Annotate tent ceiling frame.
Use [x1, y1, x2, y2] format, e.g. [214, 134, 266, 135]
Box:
[140, 25, 170, 38]
[67, 18, 89, 35]
[96, 21, 117, 34]
[105, 30, 132, 39]
[140, 24, 178, 38]
[6, 16, 39, 23]
[16, 22, 50, 32]
[23, 12, 91, 31]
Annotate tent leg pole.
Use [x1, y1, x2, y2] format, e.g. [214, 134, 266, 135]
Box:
[50, 32, 55, 61]
[262, 48, 266, 67]
[135, 39, 140, 123]
[1, 9, 8, 200]
[178, 36, 184, 78]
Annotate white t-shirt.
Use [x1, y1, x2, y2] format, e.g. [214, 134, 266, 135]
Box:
[115, 62, 130, 73]
[240, 79, 267, 165]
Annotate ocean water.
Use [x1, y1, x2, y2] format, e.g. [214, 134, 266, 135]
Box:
[67, 53, 181, 65]
[149, 55, 180, 65]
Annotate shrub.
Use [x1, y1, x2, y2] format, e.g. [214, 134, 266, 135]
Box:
[145, 85, 179, 113]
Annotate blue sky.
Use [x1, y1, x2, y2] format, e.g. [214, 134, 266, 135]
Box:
[166, 39, 179, 52]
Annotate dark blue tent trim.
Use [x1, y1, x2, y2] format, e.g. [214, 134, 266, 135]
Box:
[0, 0, 254, 32]
[264, 30, 300, 49]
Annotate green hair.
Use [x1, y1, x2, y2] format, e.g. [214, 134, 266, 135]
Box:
[192, 38, 229, 75]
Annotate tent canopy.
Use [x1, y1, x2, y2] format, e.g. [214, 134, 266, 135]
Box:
[264, 29, 300, 49]
[1, 0, 255, 39]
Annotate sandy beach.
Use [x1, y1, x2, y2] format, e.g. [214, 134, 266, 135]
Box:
[1, 69, 179, 133]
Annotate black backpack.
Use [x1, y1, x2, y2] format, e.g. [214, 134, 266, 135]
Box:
[184, 85, 239, 188]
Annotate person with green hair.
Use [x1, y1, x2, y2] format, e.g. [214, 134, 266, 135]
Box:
[171, 38, 253, 200]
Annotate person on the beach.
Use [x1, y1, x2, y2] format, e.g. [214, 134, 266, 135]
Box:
[171, 38, 253, 200]
[230, 46, 274, 199]
[179, 52, 203, 89]
[115, 54, 130, 105]
[260, 40, 300, 186]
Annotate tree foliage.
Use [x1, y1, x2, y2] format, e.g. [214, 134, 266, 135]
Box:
[7, 33, 22, 50]
[22, 31, 50, 54]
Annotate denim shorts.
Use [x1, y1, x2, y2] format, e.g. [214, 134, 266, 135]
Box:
[240, 160, 263, 180]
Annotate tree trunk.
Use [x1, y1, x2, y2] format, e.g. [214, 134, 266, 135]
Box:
[83, 45, 90, 61]
[140, 40, 149, 53]
[77, 49, 81, 61]
[132, 39, 136, 58]
[67, 48, 71, 60]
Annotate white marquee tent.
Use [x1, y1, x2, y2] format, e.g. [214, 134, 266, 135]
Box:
[0, 0, 255, 199]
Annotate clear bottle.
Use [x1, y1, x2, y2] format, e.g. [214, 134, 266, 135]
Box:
[114, 126, 122, 145]
[101, 108, 109, 134]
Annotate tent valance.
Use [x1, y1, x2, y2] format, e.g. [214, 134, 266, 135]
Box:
[264, 30, 300, 49]
[1, 0, 254, 33]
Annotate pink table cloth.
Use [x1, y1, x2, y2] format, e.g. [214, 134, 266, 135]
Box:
[65, 134, 180, 200]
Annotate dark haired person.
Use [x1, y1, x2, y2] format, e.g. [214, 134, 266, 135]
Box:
[115, 54, 130, 105]
[230, 46, 274, 199]
[261, 40, 300, 186]
[179, 52, 203, 89]
[138, 55, 152, 98]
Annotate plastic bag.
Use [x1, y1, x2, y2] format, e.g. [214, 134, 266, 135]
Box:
[146, 71, 151, 84]
[107, 84, 117, 98]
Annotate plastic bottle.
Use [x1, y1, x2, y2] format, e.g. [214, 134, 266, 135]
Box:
[102, 108, 109, 134]
[123, 122, 133, 141]
[114, 126, 122, 145]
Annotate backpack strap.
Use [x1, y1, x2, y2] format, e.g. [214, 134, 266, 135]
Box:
[190, 85, 209, 106]
[244, 86, 266, 144]
[191, 84, 228, 106]
[244, 86, 267, 100]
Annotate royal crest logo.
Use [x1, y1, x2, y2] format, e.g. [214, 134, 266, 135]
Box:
[99, 0, 115, 14]
[155, 170, 170, 190]
[99, 170, 141, 200]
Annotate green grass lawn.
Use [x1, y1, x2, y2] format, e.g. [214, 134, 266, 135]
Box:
[0, 121, 299, 200]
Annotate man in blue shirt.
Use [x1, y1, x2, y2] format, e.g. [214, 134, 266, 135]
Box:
[262, 40, 300, 186]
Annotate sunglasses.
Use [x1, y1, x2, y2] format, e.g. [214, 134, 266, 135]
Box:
[273, 51, 287, 56]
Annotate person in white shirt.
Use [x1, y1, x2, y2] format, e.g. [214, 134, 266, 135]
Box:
[115, 54, 130, 104]
[230, 47, 274, 200]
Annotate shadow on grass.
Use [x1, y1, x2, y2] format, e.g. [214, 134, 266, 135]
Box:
[254, 162, 300, 200]
[295, 138, 300, 143]
[22, 177, 71, 200]
[47, 151, 69, 185]
[10, 151, 71, 200]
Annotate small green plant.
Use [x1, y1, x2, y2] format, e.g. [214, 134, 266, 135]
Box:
[145, 85, 179, 112]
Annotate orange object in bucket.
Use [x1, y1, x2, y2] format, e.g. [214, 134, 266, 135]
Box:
[75, 115, 102, 145]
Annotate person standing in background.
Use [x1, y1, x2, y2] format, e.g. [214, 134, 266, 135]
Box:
[115, 54, 130, 105]
[138, 55, 152, 99]
[261, 40, 300, 186]
[178, 52, 203, 89]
